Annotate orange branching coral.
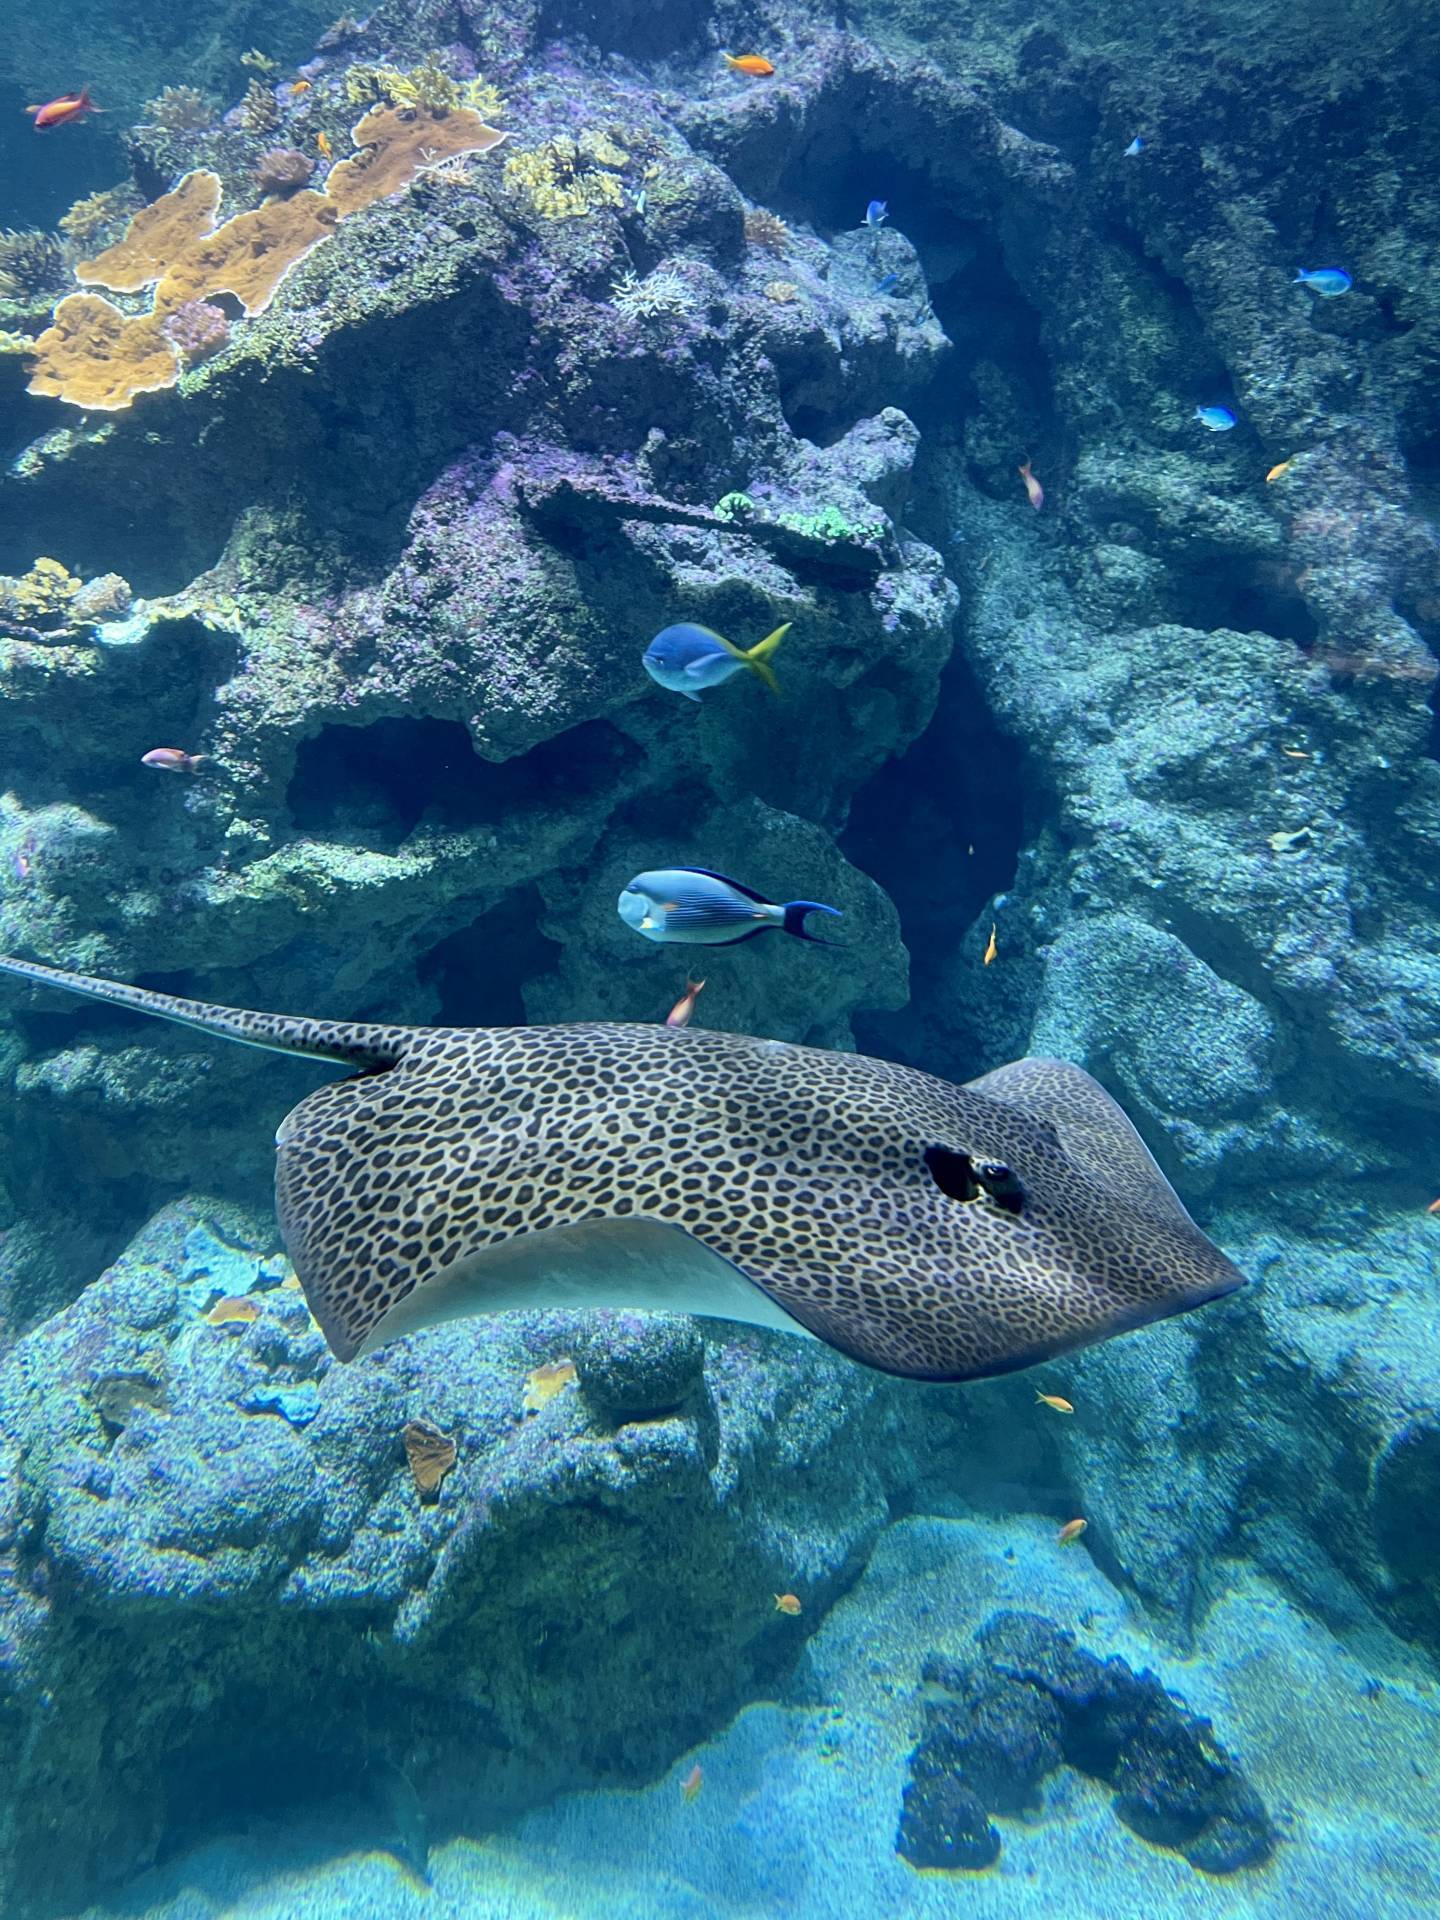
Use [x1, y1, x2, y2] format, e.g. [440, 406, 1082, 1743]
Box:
[77, 171, 222, 293]
[25, 296, 180, 411]
[156, 192, 339, 316]
[326, 104, 506, 216]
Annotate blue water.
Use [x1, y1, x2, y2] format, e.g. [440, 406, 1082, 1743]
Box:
[2, 2, 1439, 1916]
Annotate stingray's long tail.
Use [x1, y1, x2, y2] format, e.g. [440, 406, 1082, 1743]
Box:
[0, 953, 412, 1070]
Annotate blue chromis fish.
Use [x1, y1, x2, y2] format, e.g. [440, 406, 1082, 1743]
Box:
[618, 869, 842, 947]
[1195, 405, 1237, 431]
[643, 621, 790, 701]
[874, 272, 899, 294]
[865, 199, 888, 226]
[1294, 267, 1351, 298]
[1124, 136, 1145, 156]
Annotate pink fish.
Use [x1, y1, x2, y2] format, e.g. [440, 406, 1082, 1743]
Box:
[1018, 460, 1044, 511]
[26, 87, 103, 131]
[665, 978, 706, 1029]
[141, 748, 203, 773]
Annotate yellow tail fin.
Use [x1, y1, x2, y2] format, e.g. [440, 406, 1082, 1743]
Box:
[737, 621, 790, 696]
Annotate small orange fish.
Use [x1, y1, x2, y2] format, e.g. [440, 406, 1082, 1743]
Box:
[1018, 459, 1044, 510]
[1427, 1197, 1440, 1215]
[722, 53, 775, 76]
[290, 80, 312, 96]
[141, 747, 203, 773]
[1035, 1392, 1074, 1414]
[983, 922, 998, 966]
[1265, 458, 1295, 484]
[666, 978, 706, 1029]
[316, 130, 332, 159]
[26, 87, 103, 131]
[1057, 1517, 1088, 1546]
[774, 1592, 802, 1615]
[681, 1763, 704, 1802]
[206, 1295, 260, 1326]
[522, 1357, 577, 1411]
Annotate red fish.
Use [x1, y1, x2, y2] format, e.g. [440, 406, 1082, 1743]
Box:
[26, 87, 103, 131]
[665, 978, 706, 1029]
[1018, 460, 1044, 510]
[141, 748, 203, 773]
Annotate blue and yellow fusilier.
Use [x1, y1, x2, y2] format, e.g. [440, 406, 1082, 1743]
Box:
[642, 621, 791, 702]
[618, 868, 842, 947]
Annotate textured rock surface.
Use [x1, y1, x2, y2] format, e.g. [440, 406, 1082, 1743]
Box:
[0, 1195, 931, 1916]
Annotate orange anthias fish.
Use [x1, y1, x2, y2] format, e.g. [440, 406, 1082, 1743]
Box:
[206, 1295, 261, 1326]
[681, 1763, 704, 1803]
[1035, 1392, 1074, 1414]
[316, 130, 333, 159]
[774, 1593, 802, 1616]
[1018, 459, 1044, 510]
[26, 87, 103, 130]
[290, 79, 312, 96]
[983, 922, 998, 966]
[1057, 1517, 1088, 1546]
[1427, 1197, 1440, 1215]
[722, 53, 776, 76]
[141, 748, 203, 773]
[665, 978, 706, 1029]
[1265, 458, 1295, 484]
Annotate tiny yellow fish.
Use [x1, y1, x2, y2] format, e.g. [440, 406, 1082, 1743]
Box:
[1427, 1197, 1440, 1216]
[1057, 1517, 1088, 1546]
[774, 1592, 802, 1615]
[721, 52, 775, 76]
[681, 1763, 704, 1802]
[206, 1295, 260, 1326]
[523, 1357, 577, 1411]
[1035, 1392, 1074, 1414]
[1280, 747, 1309, 759]
[290, 79, 312, 96]
[1265, 458, 1295, 484]
[983, 922, 998, 966]
[316, 130, 332, 159]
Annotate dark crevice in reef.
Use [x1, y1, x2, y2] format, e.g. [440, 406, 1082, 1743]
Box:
[843, 649, 1025, 1065]
[417, 886, 563, 1029]
[288, 716, 640, 846]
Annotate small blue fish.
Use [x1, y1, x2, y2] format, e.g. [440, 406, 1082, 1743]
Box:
[865, 200, 888, 227]
[1195, 405, 1237, 432]
[1294, 267, 1351, 298]
[1124, 136, 1145, 157]
[874, 272, 899, 294]
[643, 621, 789, 701]
[618, 868, 842, 947]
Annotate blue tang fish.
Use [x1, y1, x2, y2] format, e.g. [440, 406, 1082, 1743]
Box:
[643, 621, 790, 701]
[1295, 267, 1351, 298]
[1124, 136, 1145, 157]
[865, 200, 888, 226]
[618, 868, 842, 947]
[1195, 405, 1237, 431]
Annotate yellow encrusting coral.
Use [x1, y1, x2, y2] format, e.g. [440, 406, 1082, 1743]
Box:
[326, 106, 506, 217]
[343, 54, 505, 121]
[25, 298, 180, 412]
[4, 557, 81, 619]
[78, 171, 222, 294]
[30, 104, 505, 407]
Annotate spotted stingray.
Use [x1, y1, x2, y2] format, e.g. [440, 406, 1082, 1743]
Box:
[0, 955, 1245, 1382]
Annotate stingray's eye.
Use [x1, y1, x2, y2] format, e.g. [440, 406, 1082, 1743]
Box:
[974, 1160, 1025, 1214]
[923, 1146, 1025, 1215]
